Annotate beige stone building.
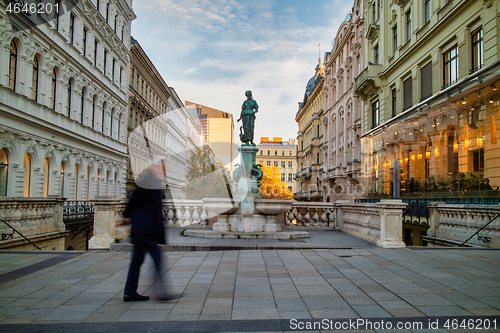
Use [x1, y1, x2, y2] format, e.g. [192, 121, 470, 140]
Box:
[257, 138, 297, 194]
[323, 0, 365, 202]
[354, 0, 500, 244]
[185, 101, 235, 172]
[295, 58, 324, 201]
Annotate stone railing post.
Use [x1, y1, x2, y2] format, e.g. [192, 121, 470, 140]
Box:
[335, 200, 349, 229]
[376, 199, 407, 248]
[89, 196, 119, 250]
[427, 202, 444, 238]
[48, 195, 66, 232]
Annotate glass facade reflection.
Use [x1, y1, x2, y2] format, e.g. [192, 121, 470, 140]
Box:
[361, 63, 500, 199]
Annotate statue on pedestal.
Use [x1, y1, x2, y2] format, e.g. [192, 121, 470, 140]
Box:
[237, 90, 258, 146]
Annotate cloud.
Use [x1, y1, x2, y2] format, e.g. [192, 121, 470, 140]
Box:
[132, 0, 355, 141]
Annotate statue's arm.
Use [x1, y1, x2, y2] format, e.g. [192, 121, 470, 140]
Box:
[254, 101, 259, 113]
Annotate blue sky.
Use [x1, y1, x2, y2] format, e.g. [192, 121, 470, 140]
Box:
[131, 0, 354, 144]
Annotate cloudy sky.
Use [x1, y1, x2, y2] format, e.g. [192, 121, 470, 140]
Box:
[131, 0, 354, 144]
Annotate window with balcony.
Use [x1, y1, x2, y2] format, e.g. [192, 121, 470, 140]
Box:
[443, 45, 458, 88]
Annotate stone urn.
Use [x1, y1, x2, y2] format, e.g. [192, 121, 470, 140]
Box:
[202, 198, 240, 231]
[255, 199, 293, 232]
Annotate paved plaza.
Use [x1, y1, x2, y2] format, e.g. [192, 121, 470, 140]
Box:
[0, 231, 499, 332]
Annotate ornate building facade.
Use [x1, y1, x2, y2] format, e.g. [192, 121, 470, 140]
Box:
[295, 58, 324, 201]
[257, 137, 297, 194]
[0, 0, 135, 249]
[354, 0, 499, 244]
[322, 0, 365, 202]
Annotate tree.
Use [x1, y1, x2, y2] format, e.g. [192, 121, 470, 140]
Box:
[182, 146, 233, 199]
[260, 165, 293, 199]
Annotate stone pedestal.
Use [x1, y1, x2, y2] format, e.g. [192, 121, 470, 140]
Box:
[376, 199, 407, 248]
[89, 196, 118, 250]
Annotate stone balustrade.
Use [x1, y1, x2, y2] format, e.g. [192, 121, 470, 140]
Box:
[427, 203, 500, 247]
[286, 202, 336, 229]
[0, 196, 68, 249]
[336, 199, 407, 248]
[164, 200, 208, 227]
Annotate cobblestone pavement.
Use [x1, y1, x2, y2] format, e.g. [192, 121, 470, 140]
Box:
[0, 233, 499, 332]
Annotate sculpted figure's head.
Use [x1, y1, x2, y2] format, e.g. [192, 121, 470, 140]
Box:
[245, 90, 252, 99]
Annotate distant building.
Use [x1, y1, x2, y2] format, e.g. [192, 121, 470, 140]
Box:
[323, 0, 365, 202]
[257, 138, 298, 194]
[295, 56, 324, 201]
[128, 39, 204, 199]
[185, 101, 235, 172]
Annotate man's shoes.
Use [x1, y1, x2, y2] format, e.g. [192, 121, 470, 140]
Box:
[156, 294, 181, 302]
[123, 292, 150, 302]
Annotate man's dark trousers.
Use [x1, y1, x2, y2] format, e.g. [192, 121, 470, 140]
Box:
[124, 244, 162, 295]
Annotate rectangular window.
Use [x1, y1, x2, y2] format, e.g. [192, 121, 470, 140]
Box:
[131, 69, 134, 88]
[112, 59, 115, 81]
[403, 76, 412, 110]
[266, 161, 271, 166]
[281, 161, 285, 169]
[372, 3, 376, 23]
[94, 40, 98, 66]
[374, 44, 379, 64]
[103, 49, 107, 75]
[119, 67, 122, 89]
[392, 25, 397, 56]
[288, 161, 292, 168]
[424, 0, 431, 24]
[281, 173, 285, 182]
[372, 100, 379, 128]
[443, 45, 458, 88]
[421, 62, 432, 100]
[274, 161, 278, 167]
[406, 10, 411, 42]
[69, 14, 75, 45]
[317, 153, 320, 164]
[391, 88, 396, 118]
[357, 55, 360, 75]
[472, 27, 483, 72]
[83, 27, 87, 56]
[288, 173, 293, 182]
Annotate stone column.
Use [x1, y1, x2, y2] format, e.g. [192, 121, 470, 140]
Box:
[376, 199, 407, 248]
[48, 195, 67, 232]
[89, 196, 118, 249]
[335, 200, 349, 229]
[427, 202, 444, 238]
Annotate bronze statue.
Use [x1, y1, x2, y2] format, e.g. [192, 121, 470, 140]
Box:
[237, 90, 258, 145]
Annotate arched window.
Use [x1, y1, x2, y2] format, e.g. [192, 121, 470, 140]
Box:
[61, 162, 66, 196]
[23, 154, 31, 197]
[67, 79, 72, 117]
[0, 149, 8, 197]
[80, 88, 86, 124]
[117, 113, 122, 141]
[51, 69, 57, 110]
[43, 158, 50, 197]
[106, 3, 110, 23]
[32, 56, 39, 101]
[275, 151, 277, 155]
[9, 41, 17, 91]
[74, 164, 79, 200]
[267, 150, 270, 155]
[114, 14, 118, 32]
